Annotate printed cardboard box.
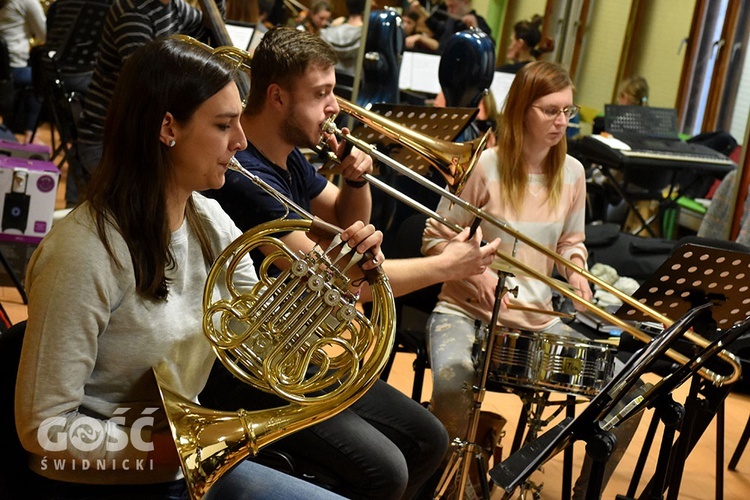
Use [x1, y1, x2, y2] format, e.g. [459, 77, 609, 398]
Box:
[0, 139, 51, 161]
[0, 157, 59, 244]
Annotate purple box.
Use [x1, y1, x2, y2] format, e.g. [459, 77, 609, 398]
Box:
[0, 157, 59, 244]
[0, 139, 52, 161]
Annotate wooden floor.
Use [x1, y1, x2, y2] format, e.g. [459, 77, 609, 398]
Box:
[3, 122, 750, 499]
[386, 355, 750, 499]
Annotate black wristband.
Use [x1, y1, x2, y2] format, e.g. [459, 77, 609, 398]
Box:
[345, 178, 368, 188]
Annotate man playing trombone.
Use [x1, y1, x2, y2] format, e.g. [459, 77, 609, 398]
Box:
[203, 26, 501, 500]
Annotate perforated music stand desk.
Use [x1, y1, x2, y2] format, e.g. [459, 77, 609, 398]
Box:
[347, 104, 479, 175]
[615, 242, 750, 331]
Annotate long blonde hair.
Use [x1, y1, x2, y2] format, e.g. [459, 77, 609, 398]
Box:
[496, 61, 573, 213]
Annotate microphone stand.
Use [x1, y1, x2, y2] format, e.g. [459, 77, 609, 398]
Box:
[434, 269, 514, 499]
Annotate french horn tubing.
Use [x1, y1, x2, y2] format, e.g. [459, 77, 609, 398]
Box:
[156, 36, 396, 500]
[320, 99, 741, 387]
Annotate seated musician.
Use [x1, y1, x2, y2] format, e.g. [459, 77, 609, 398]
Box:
[497, 14, 554, 75]
[15, 36, 356, 500]
[202, 26, 500, 500]
[415, 0, 494, 54]
[423, 61, 644, 499]
[592, 75, 649, 134]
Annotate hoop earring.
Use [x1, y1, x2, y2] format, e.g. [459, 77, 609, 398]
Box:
[169, 139, 176, 148]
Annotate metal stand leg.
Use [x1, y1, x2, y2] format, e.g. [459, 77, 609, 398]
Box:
[584, 431, 617, 500]
[716, 402, 724, 500]
[728, 413, 750, 471]
[0, 248, 27, 304]
[435, 271, 512, 499]
[627, 411, 660, 497]
[562, 395, 576, 500]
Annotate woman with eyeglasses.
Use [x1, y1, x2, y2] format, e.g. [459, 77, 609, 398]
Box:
[422, 61, 642, 498]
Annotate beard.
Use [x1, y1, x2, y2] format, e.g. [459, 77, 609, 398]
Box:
[281, 104, 320, 149]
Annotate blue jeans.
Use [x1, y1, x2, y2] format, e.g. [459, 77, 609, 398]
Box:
[201, 363, 449, 500]
[31, 461, 343, 499]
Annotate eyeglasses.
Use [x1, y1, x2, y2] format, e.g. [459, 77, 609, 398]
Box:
[532, 105, 580, 120]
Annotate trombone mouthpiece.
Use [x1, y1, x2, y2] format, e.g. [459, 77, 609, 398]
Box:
[322, 116, 340, 135]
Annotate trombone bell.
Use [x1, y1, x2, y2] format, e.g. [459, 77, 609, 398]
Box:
[325, 98, 490, 197]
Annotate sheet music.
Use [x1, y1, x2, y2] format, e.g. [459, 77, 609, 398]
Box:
[398, 50, 515, 105]
[399, 51, 442, 94]
[225, 22, 256, 51]
[489, 71, 514, 107]
[590, 134, 632, 150]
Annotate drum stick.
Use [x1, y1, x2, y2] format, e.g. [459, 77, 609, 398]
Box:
[468, 216, 481, 239]
[507, 304, 575, 319]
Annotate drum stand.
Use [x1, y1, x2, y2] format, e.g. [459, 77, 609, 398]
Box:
[434, 270, 514, 500]
[507, 390, 580, 499]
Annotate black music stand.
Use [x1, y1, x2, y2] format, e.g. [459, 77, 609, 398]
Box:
[335, 103, 478, 236]
[604, 106, 680, 139]
[347, 103, 478, 175]
[490, 241, 750, 499]
[613, 242, 750, 499]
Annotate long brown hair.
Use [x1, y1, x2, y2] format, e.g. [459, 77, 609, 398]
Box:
[85, 37, 237, 300]
[496, 61, 573, 213]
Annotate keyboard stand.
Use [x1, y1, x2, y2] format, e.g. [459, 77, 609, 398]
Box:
[592, 164, 659, 237]
[577, 134, 735, 238]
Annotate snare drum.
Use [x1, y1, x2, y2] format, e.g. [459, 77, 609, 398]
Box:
[534, 333, 615, 397]
[488, 328, 539, 390]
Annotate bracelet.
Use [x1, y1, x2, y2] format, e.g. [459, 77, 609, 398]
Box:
[345, 178, 368, 188]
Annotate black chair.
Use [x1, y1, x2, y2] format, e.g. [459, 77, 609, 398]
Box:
[34, 52, 86, 170]
[0, 320, 33, 499]
[379, 213, 440, 402]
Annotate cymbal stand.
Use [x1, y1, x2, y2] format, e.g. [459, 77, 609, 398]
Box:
[434, 269, 515, 500]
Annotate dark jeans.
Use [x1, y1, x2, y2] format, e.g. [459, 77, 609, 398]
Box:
[200, 361, 449, 500]
[67, 140, 102, 205]
[9, 66, 42, 134]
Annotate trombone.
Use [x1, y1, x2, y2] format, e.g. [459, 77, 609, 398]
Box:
[321, 96, 742, 387]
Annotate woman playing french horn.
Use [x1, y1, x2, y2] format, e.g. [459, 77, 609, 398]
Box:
[423, 61, 642, 499]
[14, 36, 377, 499]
